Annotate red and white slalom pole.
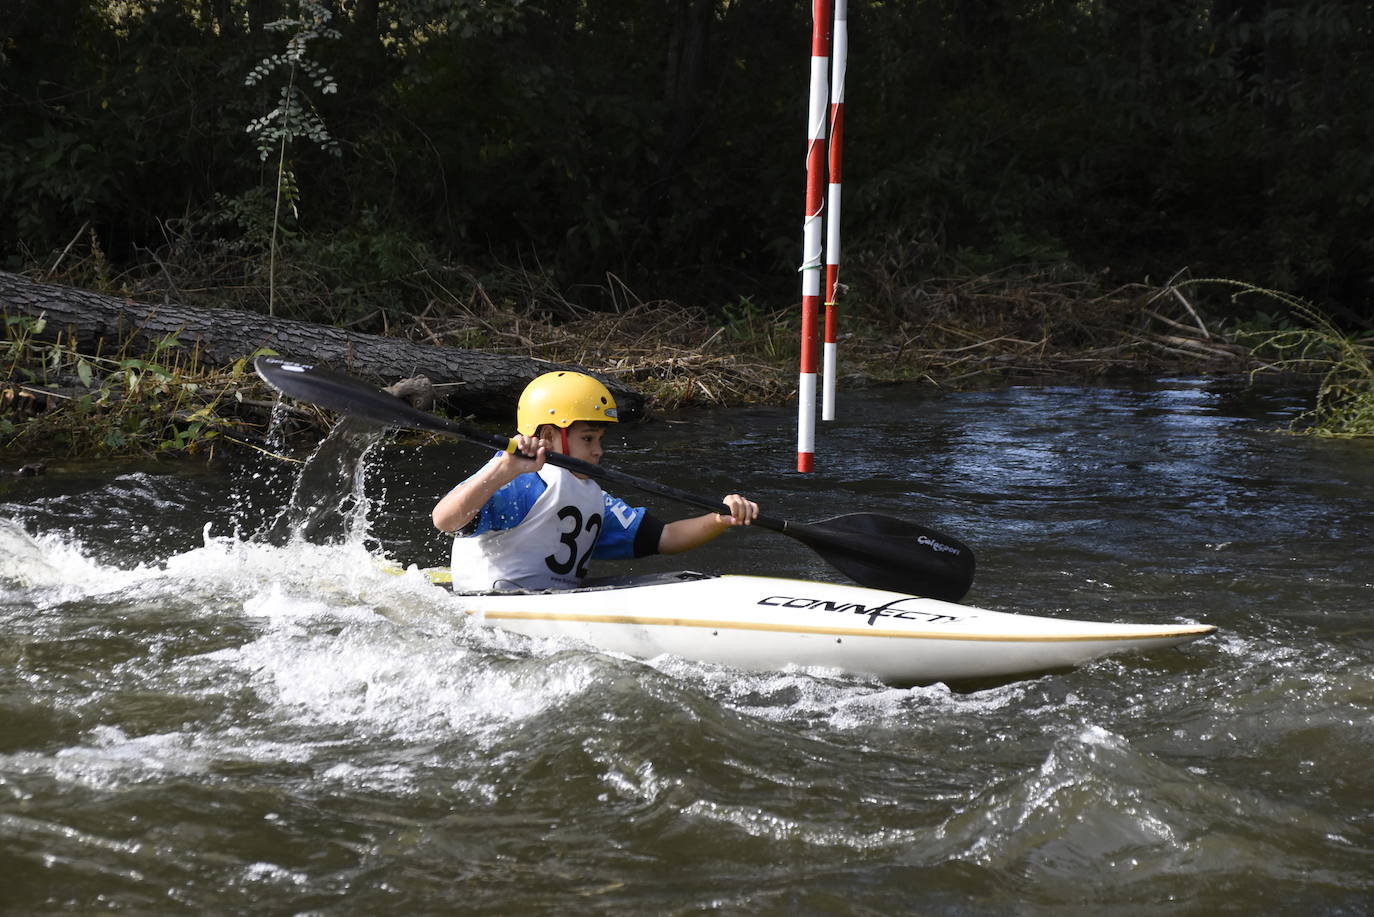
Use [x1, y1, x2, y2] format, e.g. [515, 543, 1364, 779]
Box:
[798, 0, 831, 473]
[822, 0, 847, 422]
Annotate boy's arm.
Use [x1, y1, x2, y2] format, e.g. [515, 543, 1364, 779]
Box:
[657, 494, 758, 555]
[431, 437, 544, 532]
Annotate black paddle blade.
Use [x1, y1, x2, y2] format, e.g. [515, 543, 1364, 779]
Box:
[254, 356, 481, 442]
[785, 513, 976, 602]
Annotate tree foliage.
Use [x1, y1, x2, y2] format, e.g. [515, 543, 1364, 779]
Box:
[2, 0, 1370, 323]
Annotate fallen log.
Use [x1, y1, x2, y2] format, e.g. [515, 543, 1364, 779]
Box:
[0, 271, 643, 421]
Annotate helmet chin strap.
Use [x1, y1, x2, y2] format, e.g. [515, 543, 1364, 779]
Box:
[559, 427, 570, 455]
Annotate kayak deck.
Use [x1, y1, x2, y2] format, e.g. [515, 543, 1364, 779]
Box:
[446, 572, 1215, 686]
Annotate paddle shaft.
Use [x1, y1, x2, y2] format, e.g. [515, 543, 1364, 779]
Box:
[429, 426, 955, 581]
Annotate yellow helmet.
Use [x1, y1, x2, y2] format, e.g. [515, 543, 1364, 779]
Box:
[516, 371, 619, 435]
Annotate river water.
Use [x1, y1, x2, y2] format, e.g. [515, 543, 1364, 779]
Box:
[2, 377, 1371, 914]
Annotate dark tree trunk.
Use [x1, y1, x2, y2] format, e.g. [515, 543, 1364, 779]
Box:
[0, 271, 643, 421]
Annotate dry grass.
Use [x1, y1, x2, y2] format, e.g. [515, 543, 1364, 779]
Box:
[401, 273, 796, 411]
[395, 266, 1261, 414]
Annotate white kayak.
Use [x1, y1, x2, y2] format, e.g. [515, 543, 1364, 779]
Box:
[440, 571, 1216, 685]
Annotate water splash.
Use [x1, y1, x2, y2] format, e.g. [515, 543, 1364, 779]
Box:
[259, 417, 390, 547]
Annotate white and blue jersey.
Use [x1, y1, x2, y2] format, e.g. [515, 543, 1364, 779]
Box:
[449, 463, 663, 592]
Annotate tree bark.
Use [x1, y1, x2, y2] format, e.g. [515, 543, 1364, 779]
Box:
[0, 271, 643, 421]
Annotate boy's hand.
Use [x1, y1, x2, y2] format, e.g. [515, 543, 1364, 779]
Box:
[718, 493, 758, 526]
[503, 434, 546, 473]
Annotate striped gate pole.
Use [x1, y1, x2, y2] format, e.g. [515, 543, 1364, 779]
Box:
[821, 0, 847, 422]
[798, 0, 832, 473]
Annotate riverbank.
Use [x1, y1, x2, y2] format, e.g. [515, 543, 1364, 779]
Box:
[3, 265, 1368, 462]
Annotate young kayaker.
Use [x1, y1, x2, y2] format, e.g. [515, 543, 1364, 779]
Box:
[431, 370, 758, 592]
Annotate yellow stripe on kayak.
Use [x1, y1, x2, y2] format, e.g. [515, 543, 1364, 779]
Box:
[468, 609, 1217, 644]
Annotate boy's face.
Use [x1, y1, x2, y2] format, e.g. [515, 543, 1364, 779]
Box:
[540, 421, 606, 467]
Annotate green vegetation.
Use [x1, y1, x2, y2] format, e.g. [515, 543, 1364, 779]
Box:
[1, 315, 273, 457]
[243, 0, 342, 316]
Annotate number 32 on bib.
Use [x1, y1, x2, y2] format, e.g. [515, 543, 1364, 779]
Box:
[544, 505, 603, 578]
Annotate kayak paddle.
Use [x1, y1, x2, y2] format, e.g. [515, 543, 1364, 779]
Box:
[253, 356, 976, 601]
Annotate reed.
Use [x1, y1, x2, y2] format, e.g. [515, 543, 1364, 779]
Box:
[1187, 279, 1374, 438]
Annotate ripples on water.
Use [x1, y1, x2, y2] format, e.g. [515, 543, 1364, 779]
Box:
[2, 379, 1372, 914]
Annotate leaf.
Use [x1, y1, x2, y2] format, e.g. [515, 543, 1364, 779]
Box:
[76, 359, 93, 388]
